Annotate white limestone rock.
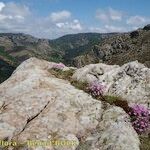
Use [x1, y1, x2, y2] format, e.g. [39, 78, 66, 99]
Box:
[72, 61, 150, 106]
[0, 58, 140, 150]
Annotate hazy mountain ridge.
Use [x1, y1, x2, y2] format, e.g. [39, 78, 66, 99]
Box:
[72, 25, 150, 67]
[0, 25, 150, 83]
[0, 32, 113, 63]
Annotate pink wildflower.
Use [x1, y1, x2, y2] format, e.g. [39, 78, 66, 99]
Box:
[88, 81, 106, 97]
[128, 104, 150, 134]
[52, 63, 65, 69]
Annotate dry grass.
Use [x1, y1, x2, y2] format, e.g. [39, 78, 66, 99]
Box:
[140, 135, 150, 150]
[49, 68, 75, 81]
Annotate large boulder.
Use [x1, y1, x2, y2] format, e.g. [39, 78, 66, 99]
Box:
[0, 58, 140, 150]
[72, 61, 150, 106]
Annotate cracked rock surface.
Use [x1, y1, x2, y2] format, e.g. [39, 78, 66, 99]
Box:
[0, 58, 140, 150]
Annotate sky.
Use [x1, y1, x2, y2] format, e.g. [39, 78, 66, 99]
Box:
[0, 0, 149, 39]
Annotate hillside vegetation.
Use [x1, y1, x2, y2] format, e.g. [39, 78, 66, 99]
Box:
[0, 25, 150, 83]
[72, 26, 150, 67]
[0, 47, 17, 83]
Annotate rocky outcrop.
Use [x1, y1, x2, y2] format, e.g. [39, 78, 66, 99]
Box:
[73, 27, 150, 68]
[0, 58, 140, 150]
[73, 61, 150, 107]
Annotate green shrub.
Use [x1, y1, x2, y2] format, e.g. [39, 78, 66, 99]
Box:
[0, 47, 17, 65]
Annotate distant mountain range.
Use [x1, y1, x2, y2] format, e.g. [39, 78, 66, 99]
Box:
[0, 32, 116, 63]
[0, 24, 150, 83]
[73, 25, 150, 67]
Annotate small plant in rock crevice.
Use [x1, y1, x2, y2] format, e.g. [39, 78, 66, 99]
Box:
[88, 81, 150, 135]
[88, 81, 106, 97]
[87, 81, 130, 113]
[128, 104, 150, 134]
[52, 63, 66, 70]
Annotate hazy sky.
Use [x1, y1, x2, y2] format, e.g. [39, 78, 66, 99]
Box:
[0, 0, 149, 39]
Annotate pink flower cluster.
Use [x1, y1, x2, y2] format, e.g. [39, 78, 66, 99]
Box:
[128, 104, 150, 134]
[52, 63, 65, 70]
[88, 81, 106, 97]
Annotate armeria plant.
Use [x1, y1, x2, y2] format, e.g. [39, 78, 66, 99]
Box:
[52, 63, 65, 70]
[128, 104, 150, 134]
[88, 81, 106, 98]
